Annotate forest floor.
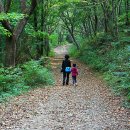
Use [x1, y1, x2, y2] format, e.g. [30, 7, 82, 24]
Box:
[0, 45, 130, 130]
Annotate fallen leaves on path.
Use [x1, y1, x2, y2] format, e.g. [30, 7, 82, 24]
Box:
[0, 45, 129, 130]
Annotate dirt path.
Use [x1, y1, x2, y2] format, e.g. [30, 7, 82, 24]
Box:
[0, 45, 129, 130]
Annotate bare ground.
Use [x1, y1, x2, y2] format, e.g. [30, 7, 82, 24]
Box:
[0, 45, 130, 130]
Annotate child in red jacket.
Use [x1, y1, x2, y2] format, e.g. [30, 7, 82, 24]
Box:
[71, 64, 78, 86]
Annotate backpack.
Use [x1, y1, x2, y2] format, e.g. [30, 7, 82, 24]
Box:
[65, 67, 71, 73]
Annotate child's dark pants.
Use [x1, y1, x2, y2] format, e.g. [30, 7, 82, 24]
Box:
[72, 76, 77, 84]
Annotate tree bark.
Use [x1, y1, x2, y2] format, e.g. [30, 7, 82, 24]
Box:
[33, 6, 40, 59]
[5, 0, 12, 12]
[82, 22, 88, 36]
[92, 0, 98, 36]
[101, 3, 108, 33]
[40, 0, 45, 56]
[45, 38, 50, 56]
[111, 0, 119, 38]
[5, 36, 16, 67]
[125, 0, 129, 25]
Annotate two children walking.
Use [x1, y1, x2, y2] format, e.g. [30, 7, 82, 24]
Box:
[61, 54, 78, 86]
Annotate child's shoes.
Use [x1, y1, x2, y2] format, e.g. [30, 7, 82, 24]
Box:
[74, 83, 78, 86]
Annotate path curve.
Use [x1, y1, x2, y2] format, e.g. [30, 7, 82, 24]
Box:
[0, 45, 129, 130]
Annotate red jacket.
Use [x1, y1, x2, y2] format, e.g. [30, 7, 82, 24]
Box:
[71, 67, 78, 76]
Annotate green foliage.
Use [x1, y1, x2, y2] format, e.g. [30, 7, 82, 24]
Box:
[0, 67, 29, 102]
[25, 23, 49, 38]
[0, 12, 25, 21]
[22, 60, 54, 86]
[39, 57, 51, 67]
[70, 31, 130, 106]
[0, 26, 12, 36]
[79, 46, 106, 71]
[49, 33, 59, 48]
[0, 12, 25, 36]
[119, 37, 130, 43]
[0, 0, 129, 107]
[69, 44, 80, 58]
[0, 60, 54, 102]
[118, 12, 130, 25]
[49, 50, 55, 57]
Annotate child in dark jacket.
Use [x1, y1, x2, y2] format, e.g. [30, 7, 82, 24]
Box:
[71, 64, 78, 86]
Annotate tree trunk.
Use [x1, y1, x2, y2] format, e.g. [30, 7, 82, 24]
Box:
[0, 0, 37, 67]
[71, 32, 80, 50]
[45, 38, 50, 56]
[40, 0, 47, 57]
[68, 24, 80, 49]
[33, 6, 40, 60]
[112, 0, 119, 38]
[0, 36, 2, 63]
[101, 3, 109, 33]
[118, 0, 122, 15]
[82, 22, 88, 36]
[5, 36, 16, 67]
[89, 16, 95, 36]
[125, 0, 129, 25]
[94, 15, 98, 36]
[93, 0, 98, 36]
[58, 32, 63, 44]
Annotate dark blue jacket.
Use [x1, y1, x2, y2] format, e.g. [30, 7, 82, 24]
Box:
[61, 59, 71, 72]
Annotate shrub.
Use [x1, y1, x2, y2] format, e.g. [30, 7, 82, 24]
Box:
[49, 50, 55, 57]
[0, 67, 29, 102]
[79, 48, 105, 71]
[69, 45, 80, 58]
[22, 60, 54, 86]
[70, 34, 130, 105]
[0, 60, 54, 102]
[0, 67, 23, 92]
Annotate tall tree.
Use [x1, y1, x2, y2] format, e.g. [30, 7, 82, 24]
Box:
[125, 0, 129, 25]
[0, 0, 37, 67]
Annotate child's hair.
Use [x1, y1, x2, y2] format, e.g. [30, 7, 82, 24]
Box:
[73, 64, 76, 67]
[65, 54, 69, 59]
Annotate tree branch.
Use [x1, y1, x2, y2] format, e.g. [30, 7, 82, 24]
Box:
[13, 0, 37, 41]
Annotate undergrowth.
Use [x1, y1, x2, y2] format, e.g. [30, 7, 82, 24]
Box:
[69, 31, 130, 107]
[0, 59, 54, 102]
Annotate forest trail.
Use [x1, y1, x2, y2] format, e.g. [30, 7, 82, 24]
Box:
[0, 45, 130, 130]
